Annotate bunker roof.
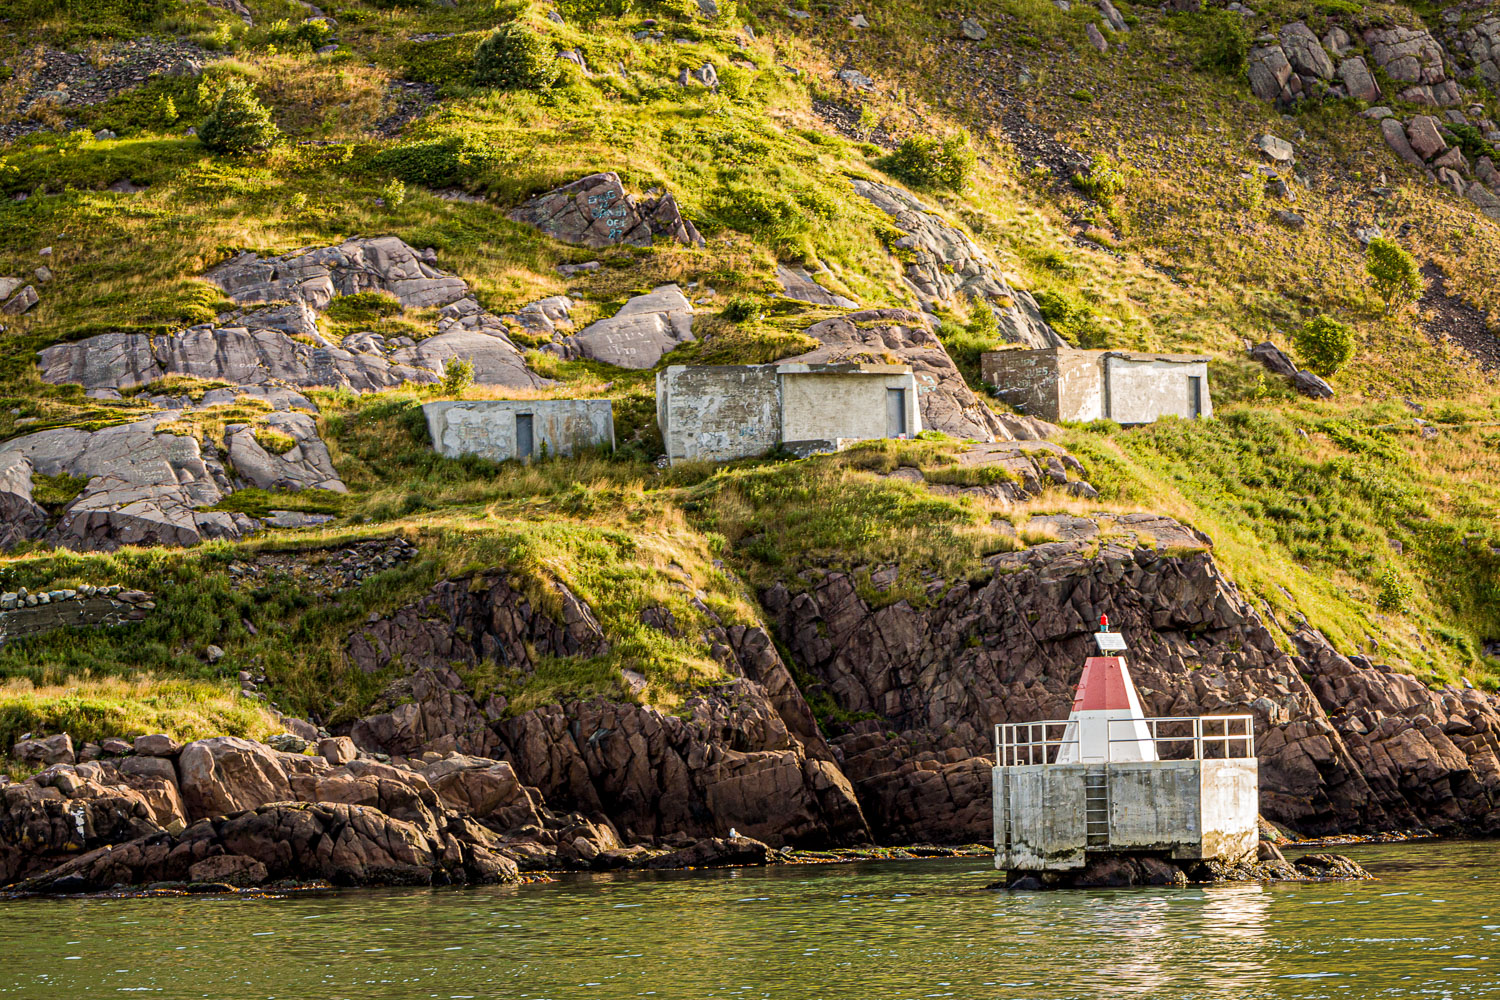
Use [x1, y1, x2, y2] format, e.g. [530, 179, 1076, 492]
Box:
[661, 362, 913, 376]
[983, 347, 1211, 364]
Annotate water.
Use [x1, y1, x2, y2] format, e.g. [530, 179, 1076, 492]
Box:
[0, 841, 1495, 999]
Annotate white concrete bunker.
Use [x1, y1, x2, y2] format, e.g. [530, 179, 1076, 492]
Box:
[655, 362, 922, 464]
[993, 619, 1257, 873]
[981, 347, 1213, 425]
[423, 399, 615, 463]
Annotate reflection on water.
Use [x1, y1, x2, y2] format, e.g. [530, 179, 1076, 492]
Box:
[0, 841, 1494, 1000]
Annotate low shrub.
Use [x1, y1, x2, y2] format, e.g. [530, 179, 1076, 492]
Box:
[473, 23, 559, 91]
[1178, 9, 1250, 77]
[1377, 566, 1412, 612]
[1034, 289, 1108, 348]
[721, 297, 757, 323]
[198, 79, 280, 154]
[324, 291, 404, 325]
[1293, 315, 1356, 377]
[1366, 238, 1424, 312]
[1072, 154, 1125, 203]
[371, 134, 499, 187]
[557, 0, 634, 22]
[265, 17, 334, 51]
[877, 132, 975, 192]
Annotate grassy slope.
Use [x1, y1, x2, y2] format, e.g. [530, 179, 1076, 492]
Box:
[0, 0, 1496, 755]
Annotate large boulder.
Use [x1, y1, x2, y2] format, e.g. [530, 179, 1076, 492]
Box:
[1380, 118, 1427, 170]
[509, 173, 704, 249]
[1279, 23, 1334, 79]
[1339, 56, 1381, 102]
[176, 737, 294, 821]
[1248, 44, 1295, 102]
[419, 756, 545, 832]
[12, 734, 75, 766]
[565, 284, 695, 368]
[776, 264, 857, 309]
[1363, 26, 1460, 105]
[851, 179, 1065, 349]
[786, 308, 1045, 443]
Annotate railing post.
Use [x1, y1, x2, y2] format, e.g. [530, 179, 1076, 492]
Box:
[1194, 717, 1203, 760]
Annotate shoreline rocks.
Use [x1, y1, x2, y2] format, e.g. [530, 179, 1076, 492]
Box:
[994, 851, 1373, 890]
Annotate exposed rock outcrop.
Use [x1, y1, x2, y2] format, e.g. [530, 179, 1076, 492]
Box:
[509, 173, 704, 249]
[2, 415, 262, 551]
[785, 308, 1051, 443]
[777, 265, 858, 309]
[338, 573, 869, 848]
[205, 237, 468, 312]
[851, 180, 1065, 350]
[1248, 341, 1333, 399]
[0, 451, 46, 550]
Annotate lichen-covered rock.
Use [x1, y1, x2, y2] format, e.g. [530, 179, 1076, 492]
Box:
[564, 284, 695, 368]
[205, 236, 468, 311]
[851, 180, 1065, 350]
[508, 172, 704, 249]
[787, 308, 1049, 443]
[1363, 25, 1460, 106]
[1339, 56, 1381, 102]
[1453, 15, 1500, 88]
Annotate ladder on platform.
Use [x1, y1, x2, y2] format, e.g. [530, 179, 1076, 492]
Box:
[1084, 768, 1110, 847]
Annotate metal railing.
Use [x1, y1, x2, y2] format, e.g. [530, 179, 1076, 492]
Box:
[994, 714, 1255, 766]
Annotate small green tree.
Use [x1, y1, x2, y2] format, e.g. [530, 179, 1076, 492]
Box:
[198, 79, 280, 154]
[878, 132, 976, 191]
[1376, 566, 1412, 613]
[1366, 237, 1425, 312]
[440, 358, 475, 397]
[1293, 315, 1357, 377]
[473, 23, 558, 91]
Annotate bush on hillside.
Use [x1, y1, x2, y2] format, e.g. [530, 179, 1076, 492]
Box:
[1293, 315, 1357, 377]
[265, 17, 335, 51]
[1377, 566, 1412, 613]
[198, 80, 280, 154]
[557, 0, 634, 22]
[1072, 154, 1125, 203]
[721, 297, 757, 323]
[63, 0, 165, 21]
[473, 23, 558, 91]
[1179, 10, 1250, 77]
[371, 134, 498, 187]
[877, 133, 975, 192]
[1034, 289, 1108, 348]
[1365, 238, 1424, 312]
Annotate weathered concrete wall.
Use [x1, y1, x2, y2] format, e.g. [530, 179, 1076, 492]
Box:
[995, 759, 1257, 870]
[1106, 761, 1204, 856]
[982, 349, 1061, 420]
[993, 763, 1089, 870]
[1199, 758, 1258, 863]
[1105, 356, 1213, 424]
[1056, 350, 1104, 423]
[983, 349, 1212, 425]
[780, 371, 921, 443]
[423, 400, 614, 463]
[657, 365, 781, 463]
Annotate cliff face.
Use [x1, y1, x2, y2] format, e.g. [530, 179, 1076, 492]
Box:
[329, 511, 1500, 849]
[765, 513, 1500, 841]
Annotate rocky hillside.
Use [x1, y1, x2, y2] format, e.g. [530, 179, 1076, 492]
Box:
[1, 0, 1498, 883]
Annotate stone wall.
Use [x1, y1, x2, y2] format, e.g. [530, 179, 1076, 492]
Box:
[423, 399, 615, 463]
[0, 585, 153, 645]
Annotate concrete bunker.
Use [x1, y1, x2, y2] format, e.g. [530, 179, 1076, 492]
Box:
[993, 620, 1257, 874]
[423, 399, 615, 463]
[981, 348, 1212, 425]
[655, 362, 922, 464]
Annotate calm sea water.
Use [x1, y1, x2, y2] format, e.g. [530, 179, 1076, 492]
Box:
[0, 841, 1494, 999]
